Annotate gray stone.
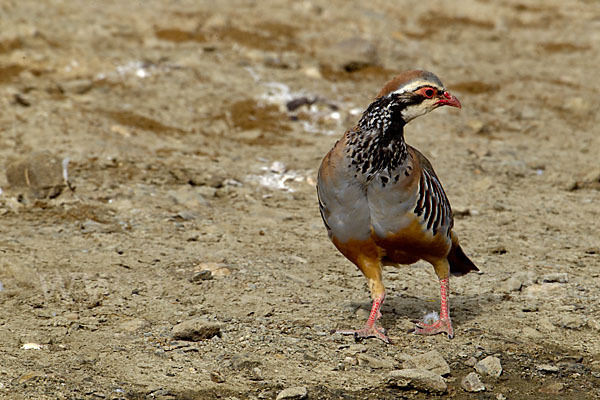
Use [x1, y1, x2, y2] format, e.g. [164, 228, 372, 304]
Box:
[540, 273, 568, 284]
[276, 386, 307, 400]
[538, 317, 556, 332]
[501, 271, 535, 292]
[58, 79, 93, 94]
[386, 369, 447, 394]
[6, 152, 68, 199]
[231, 353, 261, 370]
[346, 344, 367, 355]
[210, 371, 225, 383]
[357, 353, 395, 369]
[119, 318, 150, 333]
[587, 319, 600, 331]
[465, 357, 478, 367]
[461, 372, 485, 392]
[539, 382, 564, 394]
[501, 276, 524, 292]
[475, 356, 502, 378]
[560, 314, 585, 329]
[171, 318, 221, 341]
[189, 270, 213, 282]
[250, 367, 264, 381]
[403, 350, 450, 376]
[536, 364, 559, 373]
[521, 326, 543, 339]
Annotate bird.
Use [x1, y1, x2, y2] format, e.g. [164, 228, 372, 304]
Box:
[317, 70, 479, 343]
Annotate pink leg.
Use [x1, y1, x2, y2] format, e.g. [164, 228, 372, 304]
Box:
[337, 292, 390, 343]
[413, 278, 454, 338]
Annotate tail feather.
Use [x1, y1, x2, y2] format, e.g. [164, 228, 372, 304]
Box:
[448, 234, 479, 277]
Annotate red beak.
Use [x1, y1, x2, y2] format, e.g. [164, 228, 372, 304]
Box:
[436, 91, 461, 108]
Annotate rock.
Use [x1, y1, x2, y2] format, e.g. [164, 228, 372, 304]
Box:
[119, 318, 150, 333]
[195, 262, 231, 277]
[461, 372, 485, 392]
[21, 343, 42, 350]
[81, 219, 113, 234]
[403, 350, 450, 376]
[250, 367, 264, 381]
[465, 357, 478, 367]
[346, 344, 367, 355]
[189, 270, 213, 282]
[501, 276, 523, 292]
[522, 283, 563, 297]
[500, 271, 535, 292]
[16, 370, 45, 384]
[538, 317, 556, 332]
[562, 97, 591, 116]
[582, 168, 600, 184]
[540, 273, 568, 284]
[210, 371, 225, 383]
[171, 318, 221, 341]
[357, 353, 395, 369]
[475, 356, 502, 378]
[386, 369, 447, 394]
[587, 319, 600, 331]
[276, 386, 307, 400]
[58, 79, 93, 94]
[343, 356, 358, 366]
[231, 353, 261, 370]
[521, 326, 543, 339]
[536, 364, 559, 373]
[539, 382, 564, 394]
[6, 152, 68, 199]
[559, 314, 585, 329]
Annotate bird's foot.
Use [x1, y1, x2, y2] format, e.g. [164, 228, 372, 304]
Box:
[412, 318, 454, 339]
[336, 325, 391, 344]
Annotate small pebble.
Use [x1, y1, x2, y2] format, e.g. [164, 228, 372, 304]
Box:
[357, 353, 395, 369]
[475, 356, 502, 378]
[465, 357, 478, 367]
[540, 272, 568, 284]
[210, 371, 225, 383]
[21, 343, 42, 350]
[58, 79, 93, 94]
[386, 369, 447, 394]
[190, 270, 213, 282]
[559, 314, 585, 329]
[461, 372, 485, 392]
[276, 386, 307, 400]
[539, 382, 564, 394]
[171, 318, 222, 341]
[536, 364, 559, 373]
[403, 350, 450, 376]
[587, 319, 600, 331]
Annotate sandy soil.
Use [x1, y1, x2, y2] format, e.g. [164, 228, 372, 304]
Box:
[1, 0, 600, 399]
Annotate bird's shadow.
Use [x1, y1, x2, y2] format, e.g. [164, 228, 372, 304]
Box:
[345, 289, 503, 331]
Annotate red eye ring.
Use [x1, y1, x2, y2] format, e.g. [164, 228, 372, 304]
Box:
[417, 87, 437, 98]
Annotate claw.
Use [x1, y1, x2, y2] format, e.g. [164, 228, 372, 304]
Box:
[337, 325, 391, 344]
[413, 318, 454, 339]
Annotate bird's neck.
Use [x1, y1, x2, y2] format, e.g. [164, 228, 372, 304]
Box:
[347, 98, 409, 179]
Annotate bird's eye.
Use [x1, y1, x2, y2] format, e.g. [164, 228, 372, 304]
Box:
[424, 89, 435, 97]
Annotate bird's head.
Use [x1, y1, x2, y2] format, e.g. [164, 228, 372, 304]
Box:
[376, 70, 461, 123]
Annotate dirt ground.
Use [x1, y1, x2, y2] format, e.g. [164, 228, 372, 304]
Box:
[1, 0, 599, 399]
